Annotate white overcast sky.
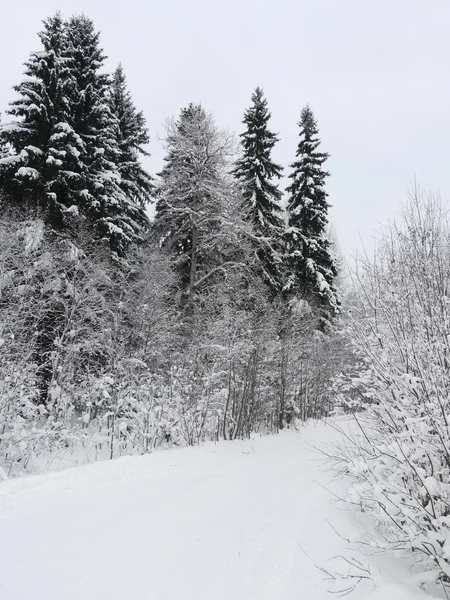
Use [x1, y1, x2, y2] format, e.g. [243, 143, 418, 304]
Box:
[1, 0, 449, 257]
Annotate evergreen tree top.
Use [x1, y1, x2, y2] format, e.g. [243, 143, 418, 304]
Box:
[286, 105, 330, 227]
[65, 14, 108, 94]
[7, 12, 67, 121]
[284, 104, 339, 321]
[111, 63, 150, 157]
[234, 87, 283, 234]
[38, 12, 65, 53]
[238, 88, 282, 173]
[242, 87, 271, 126]
[298, 105, 317, 136]
[109, 62, 153, 207]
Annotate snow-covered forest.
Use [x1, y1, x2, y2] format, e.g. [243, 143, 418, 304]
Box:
[2, 11, 450, 600]
[0, 13, 345, 472]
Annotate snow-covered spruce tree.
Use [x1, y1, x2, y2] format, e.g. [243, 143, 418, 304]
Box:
[336, 190, 450, 588]
[234, 87, 284, 295]
[0, 14, 149, 255]
[64, 15, 148, 255]
[284, 105, 339, 326]
[109, 64, 154, 206]
[154, 103, 246, 306]
[0, 13, 84, 227]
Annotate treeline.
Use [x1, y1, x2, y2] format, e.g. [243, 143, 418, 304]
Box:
[0, 13, 348, 477]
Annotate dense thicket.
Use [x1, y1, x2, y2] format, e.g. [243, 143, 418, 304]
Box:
[0, 13, 344, 479]
[332, 191, 450, 588]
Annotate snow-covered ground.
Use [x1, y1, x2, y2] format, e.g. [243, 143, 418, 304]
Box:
[0, 419, 441, 599]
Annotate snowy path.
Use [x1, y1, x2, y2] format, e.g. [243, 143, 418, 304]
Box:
[0, 420, 432, 599]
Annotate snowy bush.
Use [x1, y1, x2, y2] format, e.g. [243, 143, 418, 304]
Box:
[336, 189, 450, 587]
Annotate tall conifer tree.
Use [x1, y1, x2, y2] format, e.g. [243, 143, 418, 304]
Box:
[65, 15, 148, 255]
[0, 13, 149, 255]
[109, 64, 153, 206]
[234, 87, 284, 294]
[285, 105, 339, 324]
[0, 13, 83, 225]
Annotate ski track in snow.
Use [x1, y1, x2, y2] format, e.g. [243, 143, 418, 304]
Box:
[0, 419, 437, 599]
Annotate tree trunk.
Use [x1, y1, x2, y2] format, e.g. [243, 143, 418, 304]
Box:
[188, 198, 198, 303]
